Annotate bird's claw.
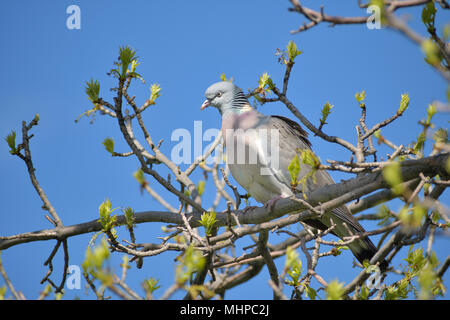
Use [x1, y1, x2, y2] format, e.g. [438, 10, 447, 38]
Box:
[264, 195, 286, 213]
[242, 206, 258, 214]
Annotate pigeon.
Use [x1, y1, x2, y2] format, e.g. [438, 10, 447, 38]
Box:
[201, 81, 386, 269]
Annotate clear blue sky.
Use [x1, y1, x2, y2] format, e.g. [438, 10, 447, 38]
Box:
[0, 1, 448, 300]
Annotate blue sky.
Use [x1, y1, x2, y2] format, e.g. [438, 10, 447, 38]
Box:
[0, 1, 448, 300]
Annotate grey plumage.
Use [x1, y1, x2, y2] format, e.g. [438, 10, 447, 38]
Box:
[201, 81, 385, 268]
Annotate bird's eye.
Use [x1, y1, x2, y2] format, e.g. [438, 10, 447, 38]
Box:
[217, 92, 222, 97]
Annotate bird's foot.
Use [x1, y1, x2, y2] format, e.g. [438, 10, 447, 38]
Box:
[264, 195, 287, 213]
[242, 206, 259, 214]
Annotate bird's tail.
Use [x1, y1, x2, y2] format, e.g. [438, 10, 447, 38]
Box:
[342, 228, 388, 272]
[303, 206, 388, 271]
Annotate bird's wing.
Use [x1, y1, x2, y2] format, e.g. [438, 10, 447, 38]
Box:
[262, 115, 381, 264]
[259, 116, 362, 228]
[255, 115, 314, 192]
[223, 111, 295, 202]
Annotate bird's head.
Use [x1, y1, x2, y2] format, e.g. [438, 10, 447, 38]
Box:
[201, 81, 250, 115]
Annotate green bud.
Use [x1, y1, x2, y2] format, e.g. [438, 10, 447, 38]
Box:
[197, 180, 206, 197]
[82, 238, 112, 285]
[285, 246, 301, 270]
[149, 84, 161, 104]
[143, 278, 161, 295]
[377, 204, 390, 218]
[133, 168, 145, 185]
[130, 59, 140, 73]
[320, 101, 334, 125]
[405, 245, 426, 271]
[422, 0, 436, 33]
[355, 90, 366, 107]
[426, 104, 437, 124]
[175, 244, 206, 285]
[85, 79, 100, 103]
[411, 204, 427, 228]
[102, 137, 114, 154]
[325, 280, 345, 300]
[5, 131, 16, 154]
[433, 128, 448, 143]
[219, 72, 233, 83]
[258, 72, 272, 92]
[98, 199, 118, 232]
[398, 205, 423, 228]
[422, 39, 440, 66]
[369, 0, 387, 24]
[121, 255, 130, 271]
[123, 207, 135, 228]
[359, 285, 370, 300]
[374, 129, 382, 139]
[285, 246, 302, 287]
[286, 40, 302, 63]
[42, 283, 53, 297]
[306, 286, 317, 300]
[301, 149, 321, 169]
[382, 161, 404, 195]
[198, 211, 218, 236]
[0, 286, 6, 300]
[414, 131, 426, 155]
[99, 199, 112, 217]
[418, 264, 435, 299]
[398, 206, 410, 226]
[119, 45, 138, 79]
[376, 204, 394, 226]
[398, 93, 410, 114]
[288, 154, 300, 187]
[267, 78, 275, 90]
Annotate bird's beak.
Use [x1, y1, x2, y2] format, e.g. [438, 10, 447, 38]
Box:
[201, 99, 211, 110]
